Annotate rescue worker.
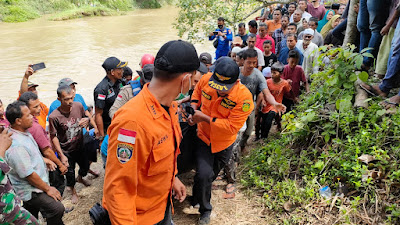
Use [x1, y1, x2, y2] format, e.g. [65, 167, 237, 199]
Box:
[209, 17, 233, 59]
[93, 57, 127, 143]
[188, 57, 254, 225]
[102, 40, 200, 225]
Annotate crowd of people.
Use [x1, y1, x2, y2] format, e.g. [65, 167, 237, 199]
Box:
[0, 0, 400, 224]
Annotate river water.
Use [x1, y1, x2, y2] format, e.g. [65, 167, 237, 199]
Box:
[0, 6, 214, 106]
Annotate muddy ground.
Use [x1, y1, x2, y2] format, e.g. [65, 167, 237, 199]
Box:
[61, 156, 268, 225]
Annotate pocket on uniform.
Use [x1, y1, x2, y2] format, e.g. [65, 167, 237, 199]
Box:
[147, 146, 174, 176]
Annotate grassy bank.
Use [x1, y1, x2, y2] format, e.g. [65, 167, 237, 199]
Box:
[242, 46, 400, 224]
[0, 0, 169, 22]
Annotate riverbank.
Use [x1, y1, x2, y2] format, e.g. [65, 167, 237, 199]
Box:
[0, 0, 169, 22]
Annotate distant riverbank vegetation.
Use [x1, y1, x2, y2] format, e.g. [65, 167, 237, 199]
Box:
[0, 0, 171, 22]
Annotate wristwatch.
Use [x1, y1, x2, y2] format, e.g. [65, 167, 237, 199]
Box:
[98, 136, 105, 141]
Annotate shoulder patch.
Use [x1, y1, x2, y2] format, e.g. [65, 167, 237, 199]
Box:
[221, 98, 237, 109]
[98, 94, 106, 100]
[242, 100, 252, 112]
[117, 143, 133, 164]
[117, 128, 137, 144]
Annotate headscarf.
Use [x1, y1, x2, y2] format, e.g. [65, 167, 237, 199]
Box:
[317, 10, 335, 32]
[320, 15, 341, 38]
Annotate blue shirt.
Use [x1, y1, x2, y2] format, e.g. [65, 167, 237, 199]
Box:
[278, 47, 304, 65]
[6, 129, 49, 201]
[101, 135, 109, 156]
[209, 27, 233, 59]
[48, 93, 88, 118]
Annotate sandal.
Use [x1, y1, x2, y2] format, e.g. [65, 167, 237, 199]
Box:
[360, 84, 382, 97]
[223, 183, 236, 199]
[380, 100, 400, 109]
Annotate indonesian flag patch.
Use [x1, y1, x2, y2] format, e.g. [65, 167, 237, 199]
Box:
[117, 128, 137, 144]
[98, 94, 106, 100]
[116, 94, 122, 101]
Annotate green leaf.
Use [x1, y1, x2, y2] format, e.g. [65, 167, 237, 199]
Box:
[324, 134, 330, 143]
[349, 73, 358, 82]
[343, 83, 353, 89]
[362, 52, 374, 58]
[313, 160, 324, 170]
[376, 109, 386, 117]
[358, 112, 365, 122]
[358, 71, 369, 82]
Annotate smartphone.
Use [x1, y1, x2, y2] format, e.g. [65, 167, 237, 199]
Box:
[213, 31, 219, 35]
[31, 62, 46, 71]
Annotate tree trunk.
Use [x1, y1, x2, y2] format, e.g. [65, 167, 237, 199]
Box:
[343, 0, 359, 46]
[354, 79, 368, 108]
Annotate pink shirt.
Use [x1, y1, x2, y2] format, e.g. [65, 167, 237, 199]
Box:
[256, 34, 276, 54]
[307, 3, 326, 20]
[28, 117, 51, 150]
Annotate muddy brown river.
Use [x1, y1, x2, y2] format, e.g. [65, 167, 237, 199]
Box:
[0, 6, 214, 106]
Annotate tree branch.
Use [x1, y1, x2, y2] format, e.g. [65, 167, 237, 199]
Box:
[240, 0, 292, 21]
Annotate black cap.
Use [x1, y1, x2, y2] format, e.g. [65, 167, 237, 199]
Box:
[102, 57, 127, 71]
[154, 40, 200, 73]
[209, 57, 239, 91]
[197, 62, 208, 74]
[123, 67, 133, 77]
[137, 64, 154, 83]
[332, 3, 340, 10]
[199, 52, 212, 65]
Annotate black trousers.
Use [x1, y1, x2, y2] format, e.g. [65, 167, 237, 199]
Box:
[64, 149, 89, 187]
[23, 192, 65, 225]
[261, 111, 277, 139]
[84, 133, 99, 163]
[49, 168, 65, 196]
[255, 111, 262, 139]
[177, 122, 197, 175]
[282, 98, 294, 112]
[193, 139, 233, 214]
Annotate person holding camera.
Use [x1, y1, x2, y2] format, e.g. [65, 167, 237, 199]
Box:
[103, 40, 200, 225]
[209, 17, 233, 60]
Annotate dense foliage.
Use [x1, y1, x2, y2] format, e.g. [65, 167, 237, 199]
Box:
[242, 46, 400, 223]
[0, 0, 166, 22]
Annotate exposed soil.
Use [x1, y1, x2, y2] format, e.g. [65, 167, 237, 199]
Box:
[61, 156, 268, 225]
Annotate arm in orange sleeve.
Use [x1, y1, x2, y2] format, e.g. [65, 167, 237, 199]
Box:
[210, 95, 254, 136]
[283, 81, 292, 94]
[103, 120, 151, 225]
[191, 75, 206, 110]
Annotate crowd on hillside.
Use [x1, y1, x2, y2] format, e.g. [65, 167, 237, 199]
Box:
[0, 0, 400, 225]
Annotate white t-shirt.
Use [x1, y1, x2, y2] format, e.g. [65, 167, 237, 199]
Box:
[242, 46, 265, 67]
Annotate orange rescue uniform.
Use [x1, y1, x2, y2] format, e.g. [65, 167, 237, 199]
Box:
[191, 73, 254, 153]
[102, 84, 182, 225]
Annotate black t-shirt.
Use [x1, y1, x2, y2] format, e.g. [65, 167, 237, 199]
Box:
[263, 53, 278, 70]
[93, 76, 123, 130]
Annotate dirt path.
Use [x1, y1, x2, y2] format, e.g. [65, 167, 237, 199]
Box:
[61, 159, 268, 225]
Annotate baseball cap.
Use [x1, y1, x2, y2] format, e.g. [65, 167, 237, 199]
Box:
[209, 57, 239, 91]
[102, 57, 127, 71]
[137, 64, 154, 83]
[197, 62, 208, 74]
[123, 66, 133, 77]
[154, 40, 200, 73]
[27, 81, 39, 88]
[58, 78, 77, 87]
[232, 36, 243, 46]
[199, 52, 212, 65]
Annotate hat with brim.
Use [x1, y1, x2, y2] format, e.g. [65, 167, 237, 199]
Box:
[58, 78, 77, 87]
[27, 81, 39, 88]
[137, 64, 154, 83]
[208, 57, 239, 91]
[232, 36, 243, 46]
[197, 62, 208, 74]
[102, 57, 128, 71]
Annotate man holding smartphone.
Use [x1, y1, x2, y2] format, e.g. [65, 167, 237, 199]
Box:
[19, 65, 49, 130]
[209, 17, 233, 60]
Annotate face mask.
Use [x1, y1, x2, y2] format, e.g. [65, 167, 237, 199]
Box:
[176, 73, 192, 99]
[188, 89, 194, 96]
[218, 25, 223, 29]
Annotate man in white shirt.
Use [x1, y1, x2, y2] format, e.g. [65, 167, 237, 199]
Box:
[290, 0, 312, 23]
[242, 33, 265, 71]
[296, 28, 319, 79]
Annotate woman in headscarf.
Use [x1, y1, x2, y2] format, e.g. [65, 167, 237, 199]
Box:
[321, 15, 341, 38]
[317, 10, 335, 32]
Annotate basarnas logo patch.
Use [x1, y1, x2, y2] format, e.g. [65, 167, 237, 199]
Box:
[242, 100, 251, 112]
[117, 143, 133, 164]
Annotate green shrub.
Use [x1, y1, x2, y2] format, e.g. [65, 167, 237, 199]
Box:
[1, 4, 39, 22]
[136, 0, 161, 8]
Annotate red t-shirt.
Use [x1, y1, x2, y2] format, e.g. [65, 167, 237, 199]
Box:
[307, 3, 326, 20]
[262, 79, 291, 113]
[282, 65, 306, 100]
[256, 34, 276, 54]
[28, 116, 51, 150]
